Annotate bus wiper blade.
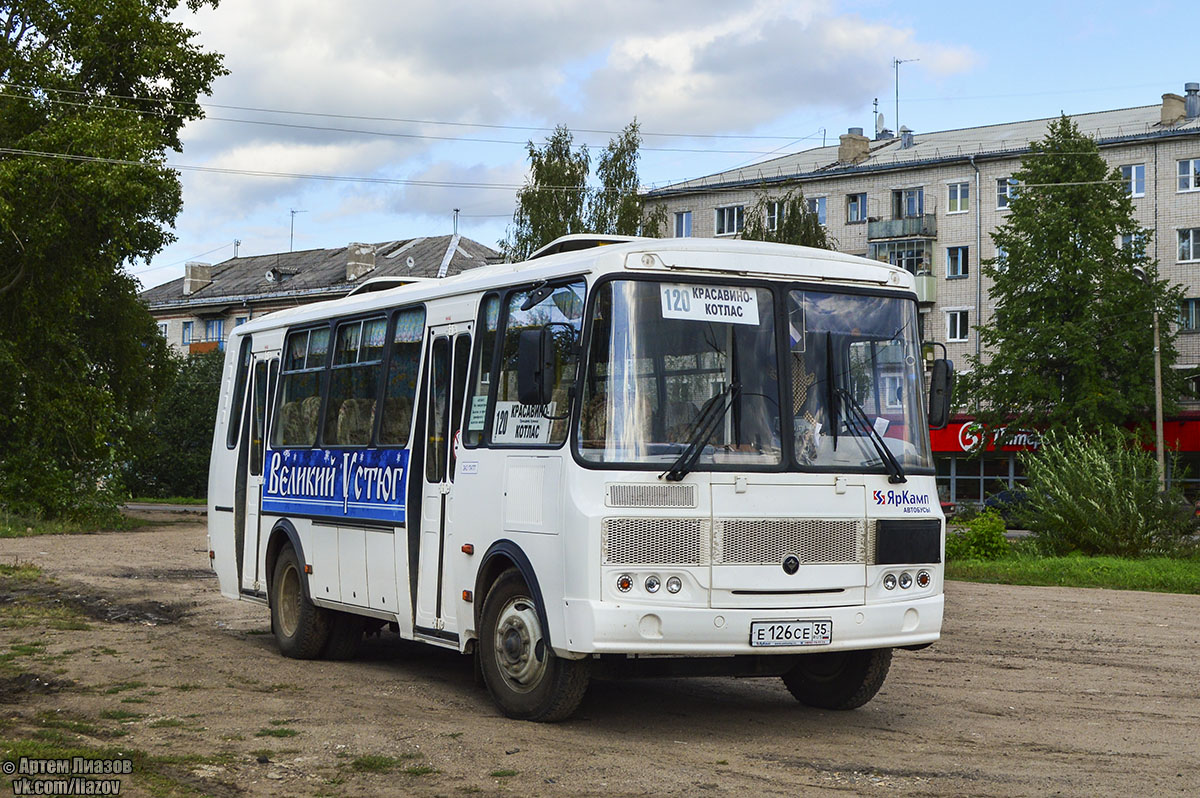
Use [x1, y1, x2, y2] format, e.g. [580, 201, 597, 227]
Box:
[661, 382, 742, 482]
[835, 387, 906, 484]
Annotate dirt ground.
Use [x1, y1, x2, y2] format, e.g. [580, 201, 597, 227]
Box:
[1, 511, 1198, 797]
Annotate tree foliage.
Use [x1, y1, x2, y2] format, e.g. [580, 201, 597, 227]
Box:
[741, 186, 836, 249]
[500, 121, 663, 261]
[124, 351, 224, 499]
[961, 115, 1183, 439]
[0, 2, 225, 519]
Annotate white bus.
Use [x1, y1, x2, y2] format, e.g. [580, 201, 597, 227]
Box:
[208, 235, 954, 721]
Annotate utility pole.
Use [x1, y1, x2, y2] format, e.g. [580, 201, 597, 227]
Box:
[289, 209, 307, 252]
[893, 57, 919, 133]
[1134, 266, 1166, 491]
[453, 208, 460, 235]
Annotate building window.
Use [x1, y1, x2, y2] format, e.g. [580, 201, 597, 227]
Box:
[234, 316, 248, 327]
[766, 202, 781, 232]
[181, 321, 193, 345]
[1181, 228, 1200, 262]
[1121, 164, 1145, 198]
[946, 246, 969, 279]
[997, 178, 1018, 209]
[946, 310, 970, 342]
[892, 187, 924, 219]
[868, 240, 930, 275]
[947, 182, 969, 214]
[1121, 233, 1146, 254]
[205, 318, 224, 343]
[880, 375, 903, 409]
[1180, 299, 1200, 331]
[807, 196, 827, 225]
[1178, 159, 1200, 192]
[847, 193, 867, 223]
[674, 211, 692, 237]
[714, 205, 744, 236]
[157, 322, 168, 338]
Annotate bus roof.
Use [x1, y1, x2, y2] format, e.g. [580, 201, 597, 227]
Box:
[230, 236, 914, 337]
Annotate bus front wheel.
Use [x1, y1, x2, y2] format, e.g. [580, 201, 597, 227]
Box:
[781, 648, 892, 710]
[270, 544, 330, 659]
[478, 569, 589, 722]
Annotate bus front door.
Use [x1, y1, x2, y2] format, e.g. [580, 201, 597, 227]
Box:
[241, 355, 277, 595]
[415, 326, 472, 638]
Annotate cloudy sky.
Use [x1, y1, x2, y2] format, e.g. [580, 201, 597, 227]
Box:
[138, 0, 1194, 289]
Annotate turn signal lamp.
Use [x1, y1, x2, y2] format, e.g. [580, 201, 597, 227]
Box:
[917, 570, 931, 588]
[616, 574, 633, 593]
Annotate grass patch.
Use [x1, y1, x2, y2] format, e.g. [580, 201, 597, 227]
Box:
[99, 709, 144, 723]
[349, 754, 418, 773]
[490, 769, 518, 778]
[148, 718, 186, 728]
[0, 566, 89, 632]
[254, 727, 299, 738]
[104, 680, 147, 694]
[947, 554, 1200, 593]
[172, 682, 203, 691]
[402, 764, 438, 776]
[0, 512, 152, 538]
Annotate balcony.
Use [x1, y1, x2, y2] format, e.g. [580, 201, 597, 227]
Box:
[915, 274, 937, 304]
[868, 214, 937, 240]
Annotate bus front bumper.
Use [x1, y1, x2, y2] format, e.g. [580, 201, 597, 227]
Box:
[559, 594, 943, 656]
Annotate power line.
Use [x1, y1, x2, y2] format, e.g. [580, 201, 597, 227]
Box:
[0, 82, 820, 144]
[132, 242, 230, 277]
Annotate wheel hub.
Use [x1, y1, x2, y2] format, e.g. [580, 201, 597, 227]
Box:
[493, 598, 545, 693]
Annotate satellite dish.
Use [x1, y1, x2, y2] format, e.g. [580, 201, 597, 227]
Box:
[405, 256, 415, 269]
[876, 113, 885, 135]
[265, 268, 277, 283]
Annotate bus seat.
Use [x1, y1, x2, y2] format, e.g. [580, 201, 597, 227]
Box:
[337, 398, 376, 445]
[379, 395, 413, 444]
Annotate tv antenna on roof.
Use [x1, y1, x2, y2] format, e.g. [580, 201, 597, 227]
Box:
[892, 57, 919, 134]
[289, 208, 307, 252]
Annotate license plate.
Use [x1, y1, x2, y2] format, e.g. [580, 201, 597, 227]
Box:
[749, 619, 832, 647]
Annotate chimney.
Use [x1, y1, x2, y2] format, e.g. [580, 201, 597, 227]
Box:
[183, 262, 211, 296]
[1186, 82, 1200, 120]
[899, 126, 914, 149]
[346, 243, 376, 282]
[1162, 92, 1186, 125]
[838, 128, 869, 164]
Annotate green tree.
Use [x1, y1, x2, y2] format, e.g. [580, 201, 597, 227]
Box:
[501, 121, 664, 261]
[500, 125, 590, 262]
[962, 115, 1182, 440]
[124, 351, 224, 499]
[0, 2, 225, 520]
[741, 186, 835, 249]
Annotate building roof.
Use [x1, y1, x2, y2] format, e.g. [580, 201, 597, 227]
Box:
[141, 235, 501, 310]
[648, 100, 1200, 196]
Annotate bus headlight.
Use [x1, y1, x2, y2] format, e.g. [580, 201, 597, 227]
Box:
[645, 575, 661, 593]
[882, 573, 897, 590]
[898, 572, 913, 589]
[666, 576, 682, 594]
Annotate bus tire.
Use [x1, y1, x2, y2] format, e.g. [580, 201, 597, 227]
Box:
[323, 612, 364, 661]
[479, 568, 588, 722]
[781, 648, 892, 710]
[270, 544, 330, 659]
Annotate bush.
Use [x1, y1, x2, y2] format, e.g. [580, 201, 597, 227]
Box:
[946, 508, 1010, 560]
[1018, 426, 1194, 557]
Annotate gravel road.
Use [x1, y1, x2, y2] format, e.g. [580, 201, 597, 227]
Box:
[2, 512, 1197, 797]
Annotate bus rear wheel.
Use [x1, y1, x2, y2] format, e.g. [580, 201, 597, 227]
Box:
[781, 648, 892, 710]
[270, 544, 330, 659]
[478, 569, 589, 722]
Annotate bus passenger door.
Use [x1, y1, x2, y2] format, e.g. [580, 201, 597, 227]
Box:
[415, 325, 471, 636]
[241, 356, 277, 594]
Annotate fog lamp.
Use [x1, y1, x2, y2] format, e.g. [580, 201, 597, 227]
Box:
[666, 576, 682, 594]
[898, 572, 913, 589]
[883, 573, 897, 590]
[645, 575, 661, 593]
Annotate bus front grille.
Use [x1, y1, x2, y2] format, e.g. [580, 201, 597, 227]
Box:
[602, 518, 711, 566]
[714, 518, 866, 565]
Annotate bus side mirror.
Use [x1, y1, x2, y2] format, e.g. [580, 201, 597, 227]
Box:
[517, 327, 556, 405]
[928, 358, 954, 430]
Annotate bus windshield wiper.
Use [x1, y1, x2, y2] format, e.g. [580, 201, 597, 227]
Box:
[661, 382, 742, 482]
[835, 387, 907, 484]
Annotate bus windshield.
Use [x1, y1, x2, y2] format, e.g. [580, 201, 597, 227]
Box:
[576, 279, 933, 474]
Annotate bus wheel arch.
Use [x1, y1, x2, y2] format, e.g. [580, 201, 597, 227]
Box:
[474, 541, 551, 649]
[265, 520, 305, 608]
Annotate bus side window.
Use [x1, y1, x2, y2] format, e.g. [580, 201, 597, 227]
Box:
[449, 334, 471, 480]
[378, 306, 426, 446]
[226, 337, 253, 449]
[249, 360, 269, 476]
[495, 281, 586, 446]
[323, 317, 386, 446]
[271, 327, 330, 448]
[462, 294, 500, 448]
